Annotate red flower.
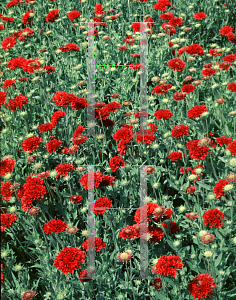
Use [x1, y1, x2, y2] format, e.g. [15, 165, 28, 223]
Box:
[173, 92, 186, 101]
[1, 213, 18, 231]
[186, 186, 196, 193]
[185, 212, 199, 220]
[193, 12, 207, 20]
[168, 58, 185, 72]
[7, 56, 27, 70]
[1, 264, 4, 283]
[59, 43, 79, 52]
[69, 195, 83, 204]
[90, 197, 112, 215]
[201, 233, 215, 245]
[18, 175, 47, 211]
[79, 270, 94, 282]
[38, 122, 55, 133]
[82, 237, 106, 252]
[68, 10, 81, 22]
[43, 219, 68, 235]
[53, 247, 86, 276]
[94, 4, 105, 17]
[6, 94, 28, 111]
[188, 273, 216, 299]
[55, 162, 75, 178]
[6, 0, 19, 9]
[171, 124, 189, 139]
[223, 54, 236, 62]
[213, 179, 229, 199]
[168, 17, 183, 27]
[21, 136, 43, 153]
[22, 10, 34, 25]
[46, 10, 59, 23]
[51, 110, 66, 125]
[3, 79, 15, 89]
[2, 36, 16, 50]
[118, 46, 127, 51]
[79, 171, 115, 191]
[52, 91, 74, 107]
[154, 109, 173, 120]
[123, 36, 135, 45]
[180, 166, 192, 174]
[152, 277, 162, 290]
[148, 226, 165, 243]
[162, 221, 179, 234]
[152, 83, 172, 95]
[187, 104, 207, 119]
[129, 63, 144, 70]
[119, 225, 139, 240]
[168, 151, 185, 161]
[216, 136, 232, 146]
[203, 208, 225, 229]
[135, 123, 158, 145]
[134, 202, 159, 224]
[202, 68, 217, 77]
[181, 84, 196, 94]
[219, 26, 233, 36]
[23, 58, 42, 74]
[44, 136, 62, 154]
[153, 254, 184, 278]
[0, 157, 15, 177]
[0, 91, 7, 108]
[109, 156, 125, 172]
[160, 12, 174, 20]
[1, 181, 15, 201]
[186, 44, 205, 56]
[186, 139, 209, 161]
[131, 22, 146, 33]
[226, 140, 236, 156]
[227, 82, 236, 92]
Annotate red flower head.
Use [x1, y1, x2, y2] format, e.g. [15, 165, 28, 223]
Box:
[186, 139, 209, 161]
[22, 10, 35, 25]
[227, 82, 236, 93]
[53, 247, 86, 276]
[0, 157, 15, 177]
[171, 124, 189, 139]
[94, 4, 105, 17]
[193, 12, 207, 20]
[119, 225, 139, 240]
[152, 277, 162, 290]
[1, 213, 18, 231]
[2, 36, 16, 50]
[154, 109, 173, 120]
[59, 43, 79, 52]
[82, 237, 107, 252]
[108, 156, 125, 172]
[153, 254, 184, 278]
[131, 22, 146, 33]
[46, 10, 59, 23]
[21, 136, 43, 153]
[173, 92, 186, 101]
[1, 181, 15, 201]
[90, 197, 112, 215]
[219, 26, 233, 36]
[202, 208, 225, 229]
[44, 136, 62, 154]
[148, 226, 165, 243]
[168, 151, 185, 161]
[168, 58, 186, 72]
[188, 273, 216, 299]
[55, 162, 75, 178]
[68, 10, 81, 22]
[213, 179, 230, 199]
[186, 186, 196, 194]
[187, 104, 207, 119]
[181, 84, 196, 94]
[43, 219, 68, 235]
[185, 212, 199, 220]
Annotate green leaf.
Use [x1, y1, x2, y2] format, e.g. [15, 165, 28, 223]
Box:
[197, 182, 211, 190]
[215, 252, 223, 268]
